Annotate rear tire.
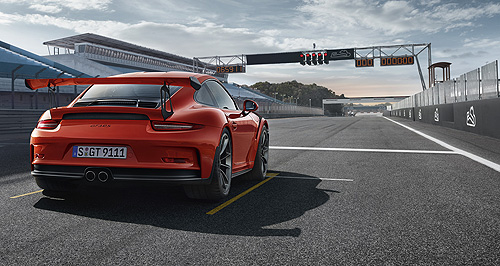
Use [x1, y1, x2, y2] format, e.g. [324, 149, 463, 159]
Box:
[243, 126, 269, 181]
[184, 128, 232, 200]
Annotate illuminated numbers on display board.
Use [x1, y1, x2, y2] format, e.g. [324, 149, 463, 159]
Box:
[216, 65, 245, 73]
[355, 58, 374, 67]
[380, 56, 414, 66]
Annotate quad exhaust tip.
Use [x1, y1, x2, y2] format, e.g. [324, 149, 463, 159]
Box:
[85, 170, 96, 182]
[98, 171, 109, 183]
[85, 168, 112, 183]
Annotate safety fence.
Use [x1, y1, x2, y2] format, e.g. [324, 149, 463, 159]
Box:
[0, 101, 323, 137]
[392, 61, 499, 110]
[232, 98, 324, 118]
[0, 109, 42, 136]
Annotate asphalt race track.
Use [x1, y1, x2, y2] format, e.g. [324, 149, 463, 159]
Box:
[1, 116, 500, 264]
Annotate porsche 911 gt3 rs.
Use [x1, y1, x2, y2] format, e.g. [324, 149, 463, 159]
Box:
[26, 71, 269, 200]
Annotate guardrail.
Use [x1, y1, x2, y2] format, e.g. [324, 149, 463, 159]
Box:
[233, 99, 324, 118]
[0, 102, 323, 138]
[392, 61, 499, 110]
[0, 109, 43, 135]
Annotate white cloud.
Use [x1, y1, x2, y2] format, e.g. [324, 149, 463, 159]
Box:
[55, 0, 112, 11]
[463, 38, 500, 49]
[0, 11, 311, 56]
[0, 13, 127, 35]
[29, 4, 62, 13]
[0, 11, 17, 25]
[297, 0, 500, 35]
[419, 0, 441, 7]
[0, 0, 112, 11]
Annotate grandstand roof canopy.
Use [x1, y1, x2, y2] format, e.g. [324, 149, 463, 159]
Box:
[0, 40, 90, 80]
[44, 33, 194, 66]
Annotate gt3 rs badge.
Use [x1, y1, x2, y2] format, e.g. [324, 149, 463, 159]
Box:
[90, 124, 111, 128]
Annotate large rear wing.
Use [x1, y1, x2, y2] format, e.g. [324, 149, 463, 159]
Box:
[25, 76, 202, 90]
[25, 75, 202, 120]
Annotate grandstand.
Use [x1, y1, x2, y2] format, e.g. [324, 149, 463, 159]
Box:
[0, 40, 90, 109]
[43, 33, 226, 79]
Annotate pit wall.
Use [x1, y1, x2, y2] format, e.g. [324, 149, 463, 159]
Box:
[388, 97, 500, 139]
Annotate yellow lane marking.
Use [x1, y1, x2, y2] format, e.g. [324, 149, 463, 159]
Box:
[206, 173, 279, 215]
[10, 189, 43, 199]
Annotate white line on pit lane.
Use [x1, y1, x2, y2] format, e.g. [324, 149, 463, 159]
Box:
[270, 146, 457, 155]
[384, 117, 500, 173]
[275, 176, 354, 182]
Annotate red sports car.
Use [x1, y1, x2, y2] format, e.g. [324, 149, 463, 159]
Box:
[26, 71, 269, 199]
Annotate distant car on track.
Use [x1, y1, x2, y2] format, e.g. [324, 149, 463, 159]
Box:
[26, 71, 269, 200]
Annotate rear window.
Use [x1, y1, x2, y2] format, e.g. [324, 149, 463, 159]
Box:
[79, 84, 182, 101]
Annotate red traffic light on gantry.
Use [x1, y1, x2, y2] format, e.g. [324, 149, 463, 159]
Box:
[305, 53, 311, 65]
[318, 53, 324, 64]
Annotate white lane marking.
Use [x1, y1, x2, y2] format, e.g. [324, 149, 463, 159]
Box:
[270, 146, 457, 155]
[276, 176, 354, 182]
[384, 117, 500, 173]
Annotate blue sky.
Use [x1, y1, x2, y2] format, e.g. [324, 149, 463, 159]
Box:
[1, 0, 499, 97]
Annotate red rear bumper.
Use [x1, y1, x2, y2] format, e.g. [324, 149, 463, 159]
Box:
[30, 119, 222, 181]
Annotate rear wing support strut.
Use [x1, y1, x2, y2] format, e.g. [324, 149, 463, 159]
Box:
[160, 82, 174, 120]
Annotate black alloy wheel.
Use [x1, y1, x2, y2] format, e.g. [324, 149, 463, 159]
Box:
[217, 131, 232, 193]
[244, 126, 269, 180]
[184, 128, 232, 200]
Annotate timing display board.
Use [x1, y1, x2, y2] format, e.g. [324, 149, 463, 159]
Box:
[380, 56, 414, 66]
[355, 58, 374, 67]
[216, 65, 245, 73]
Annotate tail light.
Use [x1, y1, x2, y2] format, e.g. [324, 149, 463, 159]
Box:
[36, 119, 60, 129]
[151, 121, 203, 131]
[36, 110, 59, 130]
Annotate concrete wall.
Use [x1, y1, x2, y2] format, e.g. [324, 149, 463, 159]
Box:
[389, 97, 500, 139]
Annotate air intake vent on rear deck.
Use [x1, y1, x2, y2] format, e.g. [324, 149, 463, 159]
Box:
[62, 113, 150, 120]
[91, 101, 137, 106]
[73, 100, 159, 108]
[138, 101, 159, 108]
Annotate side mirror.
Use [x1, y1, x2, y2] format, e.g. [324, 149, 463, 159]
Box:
[243, 100, 258, 112]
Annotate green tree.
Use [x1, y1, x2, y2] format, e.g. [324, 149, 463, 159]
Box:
[251, 80, 345, 107]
